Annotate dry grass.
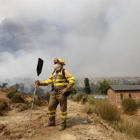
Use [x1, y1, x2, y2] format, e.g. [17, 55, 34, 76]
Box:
[76, 95, 140, 139]
[14, 96, 47, 112]
[95, 100, 121, 122]
[14, 103, 31, 112]
[111, 119, 140, 139]
[88, 99, 95, 105]
[83, 99, 121, 122]
[0, 86, 47, 113]
[84, 98, 140, 139]
[34, 96, 47, 106]
[83, 102, 96, 114]
[72, 93, 84, 102]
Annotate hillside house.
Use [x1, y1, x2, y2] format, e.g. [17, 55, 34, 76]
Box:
[107, 85, 140, 105]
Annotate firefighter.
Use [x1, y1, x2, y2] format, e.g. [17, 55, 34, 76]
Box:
[35, 58, 75, 131]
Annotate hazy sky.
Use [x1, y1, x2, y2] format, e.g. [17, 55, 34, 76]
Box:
[0, 0, 140, 81]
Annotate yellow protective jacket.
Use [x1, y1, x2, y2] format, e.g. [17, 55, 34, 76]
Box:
[40, 69, 75, 90]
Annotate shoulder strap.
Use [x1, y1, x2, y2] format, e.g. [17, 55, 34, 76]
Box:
[62, 69, 65, 77]
[63, 69, 68, 83]
[52, 69, 66, 77]
[52, 71, 55, 75]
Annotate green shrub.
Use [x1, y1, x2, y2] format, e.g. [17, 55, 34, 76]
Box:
[12, 93, 24, 103]
[0, 100, 8, 114]
[95, 100, 121, 122]
[121, 98, 137, 115]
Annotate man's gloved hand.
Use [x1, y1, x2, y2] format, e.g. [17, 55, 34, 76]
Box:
[35, 80, 40, 88]
[60, 88, 67, 95]
[60, 83, 74, 94]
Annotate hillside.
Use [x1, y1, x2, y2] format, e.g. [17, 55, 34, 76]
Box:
[0, 88, 138, 140]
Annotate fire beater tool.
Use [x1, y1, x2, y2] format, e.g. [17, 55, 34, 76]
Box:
[28, 58, 44, 132]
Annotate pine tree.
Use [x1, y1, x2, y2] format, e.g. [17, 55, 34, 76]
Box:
[84, 78, 91, 94]
[96, 79, 110, 97]
[91, 83, 95, 94]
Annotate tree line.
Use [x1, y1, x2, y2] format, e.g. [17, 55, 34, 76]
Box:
[70, 78, 111, 97]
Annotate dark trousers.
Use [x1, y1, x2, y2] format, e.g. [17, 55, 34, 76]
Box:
[48, 91, 67, 126]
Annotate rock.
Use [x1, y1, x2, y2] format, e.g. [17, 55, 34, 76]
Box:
[29, 133, 33, 137]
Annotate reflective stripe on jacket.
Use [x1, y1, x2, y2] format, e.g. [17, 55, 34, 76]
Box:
[40, 69, 75, 89]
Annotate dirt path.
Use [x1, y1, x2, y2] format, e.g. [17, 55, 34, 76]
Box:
[0, 100, 137, 140]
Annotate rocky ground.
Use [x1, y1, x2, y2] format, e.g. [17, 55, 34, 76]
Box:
[0, 101, 138, 140]
[0, 88, 139, 140]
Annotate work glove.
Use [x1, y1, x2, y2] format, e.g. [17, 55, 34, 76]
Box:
[60, 83, 74, 94]
[60, 88, 67, 94]
[35, 80, 40, 88]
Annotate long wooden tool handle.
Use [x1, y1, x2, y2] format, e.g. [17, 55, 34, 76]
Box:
[28, 76, 39, 132]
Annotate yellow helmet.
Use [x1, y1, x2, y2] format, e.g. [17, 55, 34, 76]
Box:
[54, 58, 66, 66]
